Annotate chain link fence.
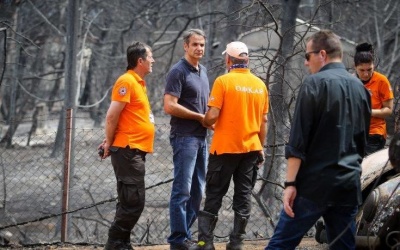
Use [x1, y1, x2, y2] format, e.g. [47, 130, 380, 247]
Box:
[0, 112, 285, 248]
[1, 95, 399, 248]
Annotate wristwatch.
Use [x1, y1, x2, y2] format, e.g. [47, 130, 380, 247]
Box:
[284, 181, 296, 188]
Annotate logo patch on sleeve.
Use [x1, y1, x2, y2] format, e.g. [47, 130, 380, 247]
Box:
[118, 87, 127, 96]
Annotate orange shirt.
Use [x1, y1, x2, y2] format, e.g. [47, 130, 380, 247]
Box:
[208, 68, 269, 154]
[364, 71, 394, 138]
[111, 70, 155, 153]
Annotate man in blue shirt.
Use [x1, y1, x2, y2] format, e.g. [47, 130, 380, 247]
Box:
[164, 29, 210, 250]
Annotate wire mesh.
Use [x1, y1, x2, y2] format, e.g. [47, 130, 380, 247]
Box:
[0, 114, 284, 247]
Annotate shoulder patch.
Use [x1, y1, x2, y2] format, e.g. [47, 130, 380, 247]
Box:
[118, 87, 127, 96]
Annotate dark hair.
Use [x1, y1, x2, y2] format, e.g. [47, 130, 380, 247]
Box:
[126, 41, 151, 70]
[354, 42, 374, 66]
[182, 29, 206, 44]
[307, 30, 342, 59]
[228, 55, 247, 64]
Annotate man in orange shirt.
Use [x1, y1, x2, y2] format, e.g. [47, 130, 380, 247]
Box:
[354, 42, 394, 155]
[193, 41, 268, 250]
[98, 41, 155, 250]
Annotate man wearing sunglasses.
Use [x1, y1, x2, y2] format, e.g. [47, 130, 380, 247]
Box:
[265, 30, 371, 250]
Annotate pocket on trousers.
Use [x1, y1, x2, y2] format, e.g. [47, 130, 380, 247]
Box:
[120, 182, 144, 207]
[206, 164, 223, 186]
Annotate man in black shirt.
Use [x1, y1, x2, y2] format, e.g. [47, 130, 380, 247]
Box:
[265, 30, 371, 250]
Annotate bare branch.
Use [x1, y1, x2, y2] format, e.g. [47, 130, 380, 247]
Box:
[26, 0, 64, 37]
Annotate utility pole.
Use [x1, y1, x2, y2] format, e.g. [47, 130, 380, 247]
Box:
[61, 0, 80, 242]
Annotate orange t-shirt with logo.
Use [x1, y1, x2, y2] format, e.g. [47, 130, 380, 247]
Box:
[111, 70, 155, 153]
[364, 71, 394, 138]
[208, 68, 269, 154]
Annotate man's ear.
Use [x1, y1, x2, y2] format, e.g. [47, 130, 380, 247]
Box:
[320, 50, 328, 60]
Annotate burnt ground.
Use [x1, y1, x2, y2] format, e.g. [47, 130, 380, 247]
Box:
[2, 238, 329, 250]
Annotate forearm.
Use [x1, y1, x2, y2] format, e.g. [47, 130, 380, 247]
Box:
[203, 107, 220, 127]
[258, 115, 268, 147]
[203, 117, 216, 127]
[165, 102, 204, 122]
[104, 102, 123, 145]
[371, 107, 392, 119]
[105, 118, 118, 145]
[372, 99, 394, 119]
[286, 157, 301, 182]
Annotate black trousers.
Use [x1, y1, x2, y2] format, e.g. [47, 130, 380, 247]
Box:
[365, 134, 386, 155]
[108, 146, 147, 240]
[203, 151, 259, 216]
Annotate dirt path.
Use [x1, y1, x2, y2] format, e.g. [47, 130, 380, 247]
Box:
[40, 238, 328, 250]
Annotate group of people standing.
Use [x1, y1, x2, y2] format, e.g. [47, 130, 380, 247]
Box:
[98, 27, 394, 250]
[164, 30, 268, 250]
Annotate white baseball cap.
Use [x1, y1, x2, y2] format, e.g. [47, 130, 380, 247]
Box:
[222, 41, 249, 59]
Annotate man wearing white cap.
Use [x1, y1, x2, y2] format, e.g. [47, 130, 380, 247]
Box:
[192, 41, 269, 250]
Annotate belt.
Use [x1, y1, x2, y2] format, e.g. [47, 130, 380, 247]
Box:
[125, 146, 147, 156]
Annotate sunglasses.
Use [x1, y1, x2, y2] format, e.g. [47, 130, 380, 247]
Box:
[305, 50, 320, 61]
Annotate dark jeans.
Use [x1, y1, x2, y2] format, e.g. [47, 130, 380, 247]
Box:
[265, 196, 358, 250]
[365, 134, 386, 155]
[108, 146, 147, 240]
[203, 151, 259, 216]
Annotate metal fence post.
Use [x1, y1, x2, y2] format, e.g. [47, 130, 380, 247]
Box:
[61, 108, 73, 242]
